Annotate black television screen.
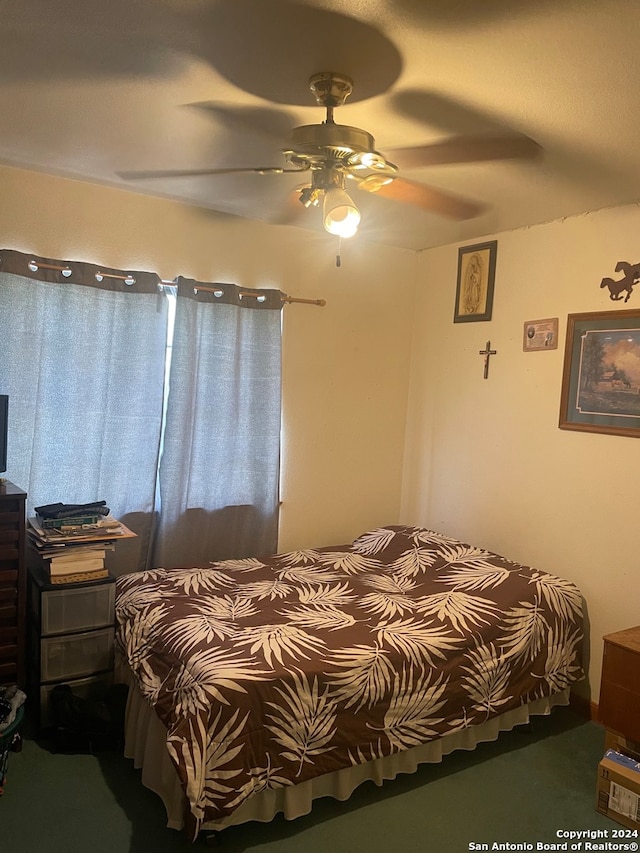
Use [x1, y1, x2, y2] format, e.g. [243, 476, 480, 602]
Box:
[0, 395, 7, 474]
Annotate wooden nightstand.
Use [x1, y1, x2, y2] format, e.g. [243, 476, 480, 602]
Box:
[599, 625, 640, 743]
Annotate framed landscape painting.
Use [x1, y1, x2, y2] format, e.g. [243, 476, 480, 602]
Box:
[559, 309, 640, 437]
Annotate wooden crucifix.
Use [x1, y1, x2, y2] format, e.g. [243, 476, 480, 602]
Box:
[479, 340, 497, 379]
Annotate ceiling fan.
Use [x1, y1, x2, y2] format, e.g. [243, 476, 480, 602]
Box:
[119, 72, 542, 239]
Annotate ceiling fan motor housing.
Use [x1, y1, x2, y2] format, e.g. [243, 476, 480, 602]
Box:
[284, 123, 397, 176]
[286, 123, 374, 163]
[308, 72, 354, 108]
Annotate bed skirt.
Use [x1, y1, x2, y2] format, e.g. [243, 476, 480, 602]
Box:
[122, 675, 571, 833]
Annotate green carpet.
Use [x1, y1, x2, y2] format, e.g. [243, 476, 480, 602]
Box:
[1, 708, 618, 852]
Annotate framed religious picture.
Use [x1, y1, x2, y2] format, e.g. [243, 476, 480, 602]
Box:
[559, 309, 640, 437]
[453, 240, 497, 323]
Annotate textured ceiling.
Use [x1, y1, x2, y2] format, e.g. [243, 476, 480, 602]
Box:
[2, 0, 640, 251]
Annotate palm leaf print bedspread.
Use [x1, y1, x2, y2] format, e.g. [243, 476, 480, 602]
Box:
[115, 526, 584, 838]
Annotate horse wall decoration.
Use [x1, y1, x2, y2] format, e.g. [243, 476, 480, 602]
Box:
[600, 260, 640, 303]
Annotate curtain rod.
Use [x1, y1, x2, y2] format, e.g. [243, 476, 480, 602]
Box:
[280, 294, 326, 307]
[21, 258, 325, 305]
[193, 284, 326, 307]
[28, 259, 136, 284]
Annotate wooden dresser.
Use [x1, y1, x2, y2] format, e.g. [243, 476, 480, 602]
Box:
[599, 625, 640, 743]
[0, 480, 27, 689]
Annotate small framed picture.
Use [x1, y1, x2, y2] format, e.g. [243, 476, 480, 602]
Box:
[454, 240, 497, 323]
[523, 318, 559, 351]
[559, 309, 640, 438]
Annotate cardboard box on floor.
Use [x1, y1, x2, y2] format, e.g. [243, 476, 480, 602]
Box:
[596, 751, 640, 830]
[605, 729, 640, 762]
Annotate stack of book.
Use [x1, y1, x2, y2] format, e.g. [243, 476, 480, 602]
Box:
[27, 510, 134, 584]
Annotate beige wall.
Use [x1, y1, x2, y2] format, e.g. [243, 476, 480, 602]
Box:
[0, 164, 416, 554]
[403, 204, 640, 702]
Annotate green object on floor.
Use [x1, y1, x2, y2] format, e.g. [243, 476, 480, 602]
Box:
[0, 704, 24, 794]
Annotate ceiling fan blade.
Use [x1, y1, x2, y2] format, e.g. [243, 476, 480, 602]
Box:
[118, 166, 305, 180]
[363, 176, 484, 220]
[385, 133, 542, 170]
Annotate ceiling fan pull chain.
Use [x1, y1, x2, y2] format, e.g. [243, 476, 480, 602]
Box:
[336, 236, 342, 268]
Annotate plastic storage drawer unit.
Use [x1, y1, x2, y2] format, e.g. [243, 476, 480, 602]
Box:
[40, 627, 114, 682]
[32, 580, 115, 636]
[39, 671, 114, 729]
[28, 566, 117, 732]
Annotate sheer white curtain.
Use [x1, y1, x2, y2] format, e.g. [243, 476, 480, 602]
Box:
[151, 278, 283, 567]
[0, 250, 169, 570]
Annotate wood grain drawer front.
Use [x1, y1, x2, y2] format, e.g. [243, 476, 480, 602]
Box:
[0, 550, 20, 565]
[0, 582, 17, 627]
[0, 639, 18, 661]
[599, 681, 640, 742]
[0, 625, 18, 644]
[0, 570, 18, 586]
[0, 601, 17, 625]
[602, 643, 640, 694]
[0, 483, 26, 690]
[0, 625, 19, 676]
[0, 528, 19, 545]
[0, 658, 17, 679]
[0, 584, 17, 602]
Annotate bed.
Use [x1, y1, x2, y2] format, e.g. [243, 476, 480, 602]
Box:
[114, 525, 584, 840]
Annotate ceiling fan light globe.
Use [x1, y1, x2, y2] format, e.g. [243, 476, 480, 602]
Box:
[323, 187, 360, 238]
